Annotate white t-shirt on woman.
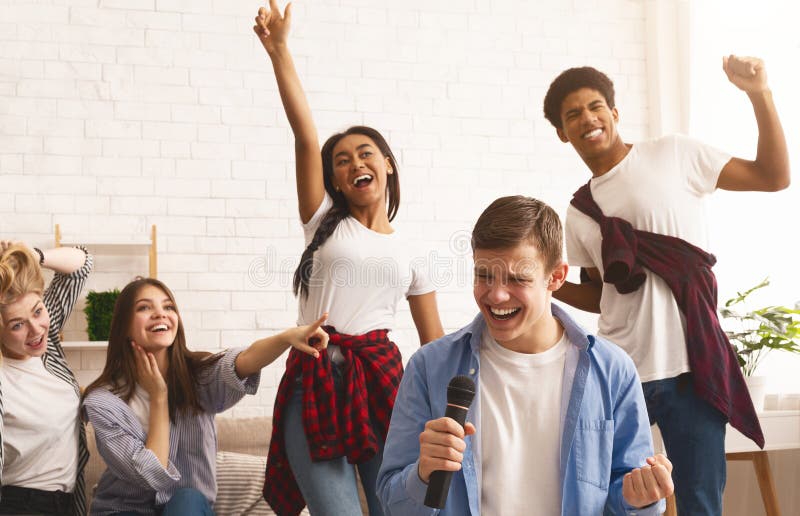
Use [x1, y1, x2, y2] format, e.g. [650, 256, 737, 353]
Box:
[1, 356, 80, 491]
[297, 194, 435, 335]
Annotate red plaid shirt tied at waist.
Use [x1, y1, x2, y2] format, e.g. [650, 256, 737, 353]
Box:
[571, 182, 764, 448]
[262, 326, 404, 516]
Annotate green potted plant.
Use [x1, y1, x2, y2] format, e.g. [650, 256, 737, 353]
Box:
[720, 278, 800, 410]
[84, 289, 120, 342]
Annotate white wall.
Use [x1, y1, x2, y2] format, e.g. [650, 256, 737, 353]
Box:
[686, 3, 800, 515]
[4, 1, 799, 513]
[688, 0, 800, 394]
[1, 0, 650, 417]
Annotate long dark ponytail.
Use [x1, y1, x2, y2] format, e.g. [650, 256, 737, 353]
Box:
[293, 126, 400, 298]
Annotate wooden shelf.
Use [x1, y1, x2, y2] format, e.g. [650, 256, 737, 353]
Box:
[59, 243, 152, 257]
[55, 224, 157, 278]
[55, 224, 158, 351]
[61, 341, 108, 350]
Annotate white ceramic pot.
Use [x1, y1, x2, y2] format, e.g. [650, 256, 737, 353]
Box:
[744, 375, 768, 413]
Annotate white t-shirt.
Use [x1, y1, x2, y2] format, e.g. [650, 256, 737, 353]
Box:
[0, 357, 80, 491]
[297, 194, 435, 335]
[128, 385, 151, 433]
[479, 328, 569, 516]
[565, 134, 731, 382]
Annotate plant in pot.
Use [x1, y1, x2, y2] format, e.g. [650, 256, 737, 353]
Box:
[84, 289, 120, 342]
[720, 278, 800, 411]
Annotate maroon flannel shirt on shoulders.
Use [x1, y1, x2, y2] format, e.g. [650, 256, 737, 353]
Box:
[571, 182, 764, 448]
[262, 326, 403, 516]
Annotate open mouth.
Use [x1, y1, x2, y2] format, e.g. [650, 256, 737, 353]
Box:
[582, 128, 603, 140]
[26, 335, 45, 348]
[489, 307, 521, 321]
[353, 174, 373, 188]
[148, 324, 170, 333]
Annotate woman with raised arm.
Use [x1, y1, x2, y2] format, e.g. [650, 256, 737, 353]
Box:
[254, 2, 445, 515]
[81, 277, 329, 515]
[0, 242, 93, 515]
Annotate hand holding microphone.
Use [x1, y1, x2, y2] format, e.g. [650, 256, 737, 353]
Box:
[421, 375, 476, 509]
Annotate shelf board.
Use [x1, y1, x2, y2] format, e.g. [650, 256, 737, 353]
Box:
[60, 238, 152, 255]
[61, 341, 108, 350]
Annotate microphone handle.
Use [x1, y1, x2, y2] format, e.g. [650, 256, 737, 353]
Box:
[424, 403, 470, 509]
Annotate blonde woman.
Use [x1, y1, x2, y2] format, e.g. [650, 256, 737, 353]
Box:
[0, 242, 93, 515]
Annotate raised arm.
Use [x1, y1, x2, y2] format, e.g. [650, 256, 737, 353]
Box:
[0, 241, 94, 338]
[254, 1, 325, 223]
[0, 241, 87, 275]
[234, 313, 329, 378]
[716, 55, 790, 192]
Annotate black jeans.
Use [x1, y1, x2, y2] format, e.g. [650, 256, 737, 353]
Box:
[0, 485, 73, 515]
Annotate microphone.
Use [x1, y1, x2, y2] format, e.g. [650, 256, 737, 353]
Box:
[424, 375, 476, 509]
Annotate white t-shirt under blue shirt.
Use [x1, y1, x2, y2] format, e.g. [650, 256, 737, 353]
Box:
[479, 328, 569, 516]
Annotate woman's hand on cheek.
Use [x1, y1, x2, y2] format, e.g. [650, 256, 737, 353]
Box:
[132, 341, 167, 401]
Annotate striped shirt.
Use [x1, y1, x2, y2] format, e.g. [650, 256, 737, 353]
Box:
[0, 248, 93, 516]
[82, 348, 260, 516]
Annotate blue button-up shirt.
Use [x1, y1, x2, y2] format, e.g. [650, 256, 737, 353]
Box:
[377, 304, 665, 515]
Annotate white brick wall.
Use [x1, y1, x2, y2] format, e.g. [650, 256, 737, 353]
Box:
[2, 0, 650, 418]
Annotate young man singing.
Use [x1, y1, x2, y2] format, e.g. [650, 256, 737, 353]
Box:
[377, 196, 674, 515]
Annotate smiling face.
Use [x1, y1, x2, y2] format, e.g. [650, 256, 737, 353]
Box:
[0, 292, 50, 360]
[473, 243, 566, 352]
[330, 133, 393, 210]
[556, 87, 628, 175]
[128, 284, 179, 353]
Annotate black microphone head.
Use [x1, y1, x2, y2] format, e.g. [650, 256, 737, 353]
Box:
[446, 375, 476, 408]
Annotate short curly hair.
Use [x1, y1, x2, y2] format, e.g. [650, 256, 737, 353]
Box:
[543, 66, 616, 129]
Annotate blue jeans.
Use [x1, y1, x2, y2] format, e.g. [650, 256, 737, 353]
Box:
[642, 373, 726, 516]
[111, 487, 214, 516]
[284, 366, 385, 516]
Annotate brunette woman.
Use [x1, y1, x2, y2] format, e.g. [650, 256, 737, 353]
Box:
[82, 277, 328, 515]
[254, 2, 445, 514]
